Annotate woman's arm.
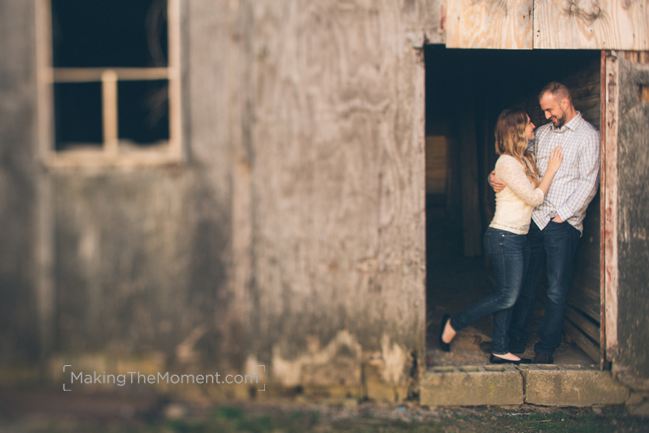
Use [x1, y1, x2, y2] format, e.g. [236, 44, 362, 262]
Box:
[495, 156, 544, 207]
[535, 147, 563, 196]
[496, 149, 563, 207]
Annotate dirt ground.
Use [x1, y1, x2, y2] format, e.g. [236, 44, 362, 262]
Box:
[0, 388, 647, 433]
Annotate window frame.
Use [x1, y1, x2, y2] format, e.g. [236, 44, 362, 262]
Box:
[36, 0, 183, 169]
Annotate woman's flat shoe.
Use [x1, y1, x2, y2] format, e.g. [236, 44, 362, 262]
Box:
[489, 354, 531, 365]
[438, 314, 452, 352]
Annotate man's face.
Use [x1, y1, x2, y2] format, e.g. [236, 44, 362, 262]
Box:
[540, 92, 567, 128]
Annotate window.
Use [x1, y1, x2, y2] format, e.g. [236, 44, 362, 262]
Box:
[37, 0, 182, 167]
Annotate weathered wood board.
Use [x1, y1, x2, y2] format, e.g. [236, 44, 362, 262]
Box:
[613, 52, 649, 382]
[446, 0, 534, 49]
[248, 0, 426, 388]
[534, 0, 649, 50]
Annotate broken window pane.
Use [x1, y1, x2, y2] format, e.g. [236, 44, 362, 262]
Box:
[53, 82, 103, 151]
[51, 0, 168, 68]
[118, 80, 170, 147]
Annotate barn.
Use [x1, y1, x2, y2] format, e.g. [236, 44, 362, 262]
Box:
[1, 0, 648, 407]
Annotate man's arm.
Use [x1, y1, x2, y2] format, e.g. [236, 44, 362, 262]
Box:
[488, 171, 506, 193]
[555, 131, 600, 222]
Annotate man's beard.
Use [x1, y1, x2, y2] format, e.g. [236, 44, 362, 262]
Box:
[553, 114, 566, 128]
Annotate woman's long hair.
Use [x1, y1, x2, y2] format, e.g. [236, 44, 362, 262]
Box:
[494, 109, 540, 185]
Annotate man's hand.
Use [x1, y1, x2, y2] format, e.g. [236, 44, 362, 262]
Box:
[488, 171, 506, 193]
[552, 216, 564, 223]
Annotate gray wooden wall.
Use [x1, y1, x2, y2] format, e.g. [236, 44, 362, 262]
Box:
[615, 55, 649, 385]
[2, 0, 648, 393]
[0, 0, 40, 363]
[0, 0, 440, 393]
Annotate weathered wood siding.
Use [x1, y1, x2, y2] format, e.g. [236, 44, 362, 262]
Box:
[535, 0, 649, 50]
[446, 0, 649, 50]
[246, 0, 426, 389]
[44, 0, 246, 370]
[613, 52, 649, 387]
[0, 0, 40, 363]
[446, 0, 533, 49]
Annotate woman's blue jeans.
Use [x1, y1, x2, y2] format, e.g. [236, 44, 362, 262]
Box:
[451, 227, 530, 354]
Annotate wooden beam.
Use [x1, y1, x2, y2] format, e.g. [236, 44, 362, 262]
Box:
[52, 68, 170, 83]
[446, 0, 533, 49]
[599, 49, 608, 369]
[602, 51, 619, 361]
[534, 1, 649, 50]
[457, 83, 482, 257]
[101, 70, 119, 155]
[168, 0, 183, 160]
[34, 0, 56, 360]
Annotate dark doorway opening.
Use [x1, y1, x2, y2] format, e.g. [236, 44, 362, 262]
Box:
[424, 47, 602, 367]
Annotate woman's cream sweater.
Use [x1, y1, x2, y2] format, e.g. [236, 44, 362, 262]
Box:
[489, 154, 545, 235]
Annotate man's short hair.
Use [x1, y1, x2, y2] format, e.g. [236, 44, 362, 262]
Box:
[538, 81, 572, 102]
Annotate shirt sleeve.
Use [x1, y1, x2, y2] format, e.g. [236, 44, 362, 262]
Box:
[556, 130, 600, 221]
[495, 156, 545, 207]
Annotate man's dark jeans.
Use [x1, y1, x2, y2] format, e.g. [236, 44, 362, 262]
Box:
[509, 221, 580, 355]
[452, 227, 529, 354]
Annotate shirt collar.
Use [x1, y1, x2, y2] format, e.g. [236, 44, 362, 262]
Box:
[552, 111, 582, 132]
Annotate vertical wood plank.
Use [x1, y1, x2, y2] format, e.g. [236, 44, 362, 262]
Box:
[603, 51, 619, 359]
[101, 70, 118, 155]
[446, 0, 533, 49]
[34, 0, 55, 358]
[168, 0, 183, 159]
[249, 0, 425, 387]
[599, 49, 608, 368]
[534, 0, 649, 50]
[457, 83, 482, 256]
[613, 52, 649, 381]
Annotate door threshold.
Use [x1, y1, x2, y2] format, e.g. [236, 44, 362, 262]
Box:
[421, 364, 628, 407]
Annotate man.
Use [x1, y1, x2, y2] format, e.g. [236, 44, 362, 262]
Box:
[489, 82, 600, 364]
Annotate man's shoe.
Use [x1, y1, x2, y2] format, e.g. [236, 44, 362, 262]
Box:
[533, 352, 554, 364]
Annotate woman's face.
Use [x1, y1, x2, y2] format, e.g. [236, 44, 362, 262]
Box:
[524, 116, 536, 140]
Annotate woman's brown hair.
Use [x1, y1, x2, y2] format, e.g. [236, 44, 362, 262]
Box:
[494, 109, 540, 185]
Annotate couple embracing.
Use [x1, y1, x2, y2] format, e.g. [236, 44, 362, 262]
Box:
[439, 82, 600, 364]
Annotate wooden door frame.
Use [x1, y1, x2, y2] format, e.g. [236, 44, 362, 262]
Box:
[600, 49, 619, 369]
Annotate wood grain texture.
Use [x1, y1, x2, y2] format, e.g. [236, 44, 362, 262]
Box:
[248, 0, 426, 387]
[534, 0, 649, 50]
[565, 57, 601, 339]
[0, 0, 41, 362]
[446, 0, 533, 49]
[614, 53, 649, 379]
[403, 0, 445, 44]
[603, 51, 619, 359]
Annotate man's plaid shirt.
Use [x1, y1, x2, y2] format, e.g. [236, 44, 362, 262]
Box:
[531, 112, 600, 235]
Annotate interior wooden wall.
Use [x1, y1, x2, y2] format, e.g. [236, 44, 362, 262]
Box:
[563, 58, 603, 362]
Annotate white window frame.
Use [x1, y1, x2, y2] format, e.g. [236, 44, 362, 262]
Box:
[36, 0, 183, 168]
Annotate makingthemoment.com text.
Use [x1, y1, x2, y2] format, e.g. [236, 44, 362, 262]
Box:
[67, 370, 261, 387]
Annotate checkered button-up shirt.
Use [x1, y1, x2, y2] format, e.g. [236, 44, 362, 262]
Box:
[531, 112, 600, 235]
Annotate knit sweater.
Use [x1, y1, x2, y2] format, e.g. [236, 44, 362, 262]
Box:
[489, 154, 545, 235]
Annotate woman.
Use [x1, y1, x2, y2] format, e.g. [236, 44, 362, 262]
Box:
[438, 109, 563, 364]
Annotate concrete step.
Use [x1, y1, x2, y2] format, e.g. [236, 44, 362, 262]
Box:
[420, 364, 629, 407]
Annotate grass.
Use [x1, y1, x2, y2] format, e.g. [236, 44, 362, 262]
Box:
[1, 403, 646, 433]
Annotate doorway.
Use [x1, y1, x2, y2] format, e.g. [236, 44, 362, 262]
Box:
[424, 47, 602, 367]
